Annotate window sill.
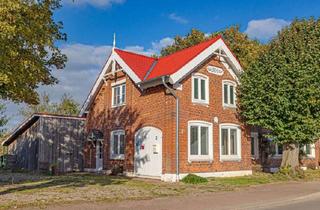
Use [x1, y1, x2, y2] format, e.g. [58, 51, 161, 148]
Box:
[188, 157, 213, 163]
[111, 104, 126, 108]
[223, 104, 236, 109]
[270, 155, 282, 159]
[192, 101, 209, 106]
[220, 156, 241, 162]
[110, 155, 125, 160]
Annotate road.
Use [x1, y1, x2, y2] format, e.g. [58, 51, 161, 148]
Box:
[27, 181, 320, 210]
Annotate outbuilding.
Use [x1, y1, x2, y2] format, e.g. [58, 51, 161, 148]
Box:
[1, 113, 85, 173]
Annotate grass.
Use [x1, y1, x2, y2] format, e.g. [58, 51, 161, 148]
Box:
[1, 170, 320, 209]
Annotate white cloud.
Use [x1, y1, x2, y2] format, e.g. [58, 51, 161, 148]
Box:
[63, 0, 125, 8]
[245, 18, 290, 42]
[3, 36, 174, 130]
[124, 37, 174, 56]
[168, 13, 188, 24]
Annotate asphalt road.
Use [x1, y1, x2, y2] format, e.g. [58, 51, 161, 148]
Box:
[25, 181, 320, 210]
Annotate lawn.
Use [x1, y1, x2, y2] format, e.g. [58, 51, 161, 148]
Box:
[1, 170, 320, 209]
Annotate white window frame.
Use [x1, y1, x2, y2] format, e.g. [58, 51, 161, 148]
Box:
[191, 73, 209, 104]
[220, 123, 241, 161]
[222, 80, 236, 108]
[251, 132, 259, 159]
[302, 144, 315, 158]
[110, 130, 125, 160]
[111, 79, 126, 107]
[274, 143, 283, 157]
[188, 120, 213, 162]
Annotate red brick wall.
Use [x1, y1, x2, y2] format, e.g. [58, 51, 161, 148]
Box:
[84, 55, 251, 174]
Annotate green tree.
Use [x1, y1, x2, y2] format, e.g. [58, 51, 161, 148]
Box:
[20, 93, 80, 117]
[160, 26, 266, 69]
[239, 18, 320, 169]
[0, 104, 8, 156]
[0, 0, 67, 105]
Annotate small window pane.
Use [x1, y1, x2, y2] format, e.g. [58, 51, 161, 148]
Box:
[251, 137, 255, 156]
[230, 86, 234, 105]
[113, 88, 117, 106]
[222, 129, 228, 155]
[113, 134, 119, 155]
[230, 129, 237, 155]
[121, 85, 126, 104]
[200, 127, 209, 155]
[200, 79, 206, 100]
[278, 144, 283, 155]
[120, 134, 125, 155]
[306, 144, 311, 155]
[194, 78, 199, 99]
[190, 126, 198, 155]
[224, 84, 228, 104]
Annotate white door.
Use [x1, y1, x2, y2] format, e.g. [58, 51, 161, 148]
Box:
[134, 126, 162, 177]
[96, 141, 103, 171]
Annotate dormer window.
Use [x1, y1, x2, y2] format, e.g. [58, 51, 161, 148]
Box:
[192, 73, 209, 104]
[223, 80, 236, 108]
[112, 80, 126, 107]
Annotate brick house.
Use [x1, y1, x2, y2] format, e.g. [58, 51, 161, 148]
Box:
[80, 35, 252, 182]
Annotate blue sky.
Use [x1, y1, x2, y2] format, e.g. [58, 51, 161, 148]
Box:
[4, 0, 320, 129]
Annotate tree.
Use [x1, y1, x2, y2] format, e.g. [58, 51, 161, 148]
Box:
[0, 0, 67, 105]
[20, 93, 80, 117]
[239, 18, 320, 169]
[160, 26, 266, 69]
[0, 104, 8, 156]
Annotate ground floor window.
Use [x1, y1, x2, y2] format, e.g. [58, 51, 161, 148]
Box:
[301, 144, 315, 158]
[272, 143, 283, 156]
[220, 124, 241, 161]
[188, 121, 213, 161]
[251, 132, 259, 159]
[110, 130, 125, 160]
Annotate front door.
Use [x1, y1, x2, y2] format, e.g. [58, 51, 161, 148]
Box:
[134, 126, 162, 177]
[96, 141, 103, 171]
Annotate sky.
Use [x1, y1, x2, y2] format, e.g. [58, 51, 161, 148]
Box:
[4, 0, 320, 130]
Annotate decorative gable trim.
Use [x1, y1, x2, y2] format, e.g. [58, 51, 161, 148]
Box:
[169, 38, 243, 84]
[79, 50, 142, 116]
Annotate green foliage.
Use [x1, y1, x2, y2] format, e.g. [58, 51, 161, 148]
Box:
[0, 104, 8, 156]
[278, 166, 305, 178]
[0, 0, 67, 105]
[181, 174, 208, 184]
[239, 18, 320, 146]
[160, 26, 266, 69]
[20, 92, 80, 117]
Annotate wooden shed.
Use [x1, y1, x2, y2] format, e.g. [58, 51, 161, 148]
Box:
[1, 113, 85, 173]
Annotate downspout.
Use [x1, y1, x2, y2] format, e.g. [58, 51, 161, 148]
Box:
[161, 76, 180, 182]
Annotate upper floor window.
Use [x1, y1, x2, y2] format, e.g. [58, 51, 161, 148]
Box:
[192, 74, 209, 104]
[110, 130, 125, 160]
[220, 124, 241, 161]
[223, 81, 236, 107]
[188, 121, 213, 161]
[112, 81, 126, 107]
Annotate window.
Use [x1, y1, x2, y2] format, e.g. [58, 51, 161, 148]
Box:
[192, 74, 209, 104]
[272, 143, 283, 156]
[301, 144, 315, 158]
[112, 82, 126, 107]
[110, 130, 125, 159]
[251, 132, 259, 159]
[220, 124, 241, 161]
[188, 121, 213, 161]
[223, 81, 236, 107]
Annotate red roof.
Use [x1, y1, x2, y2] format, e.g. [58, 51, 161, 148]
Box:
[114, 49, 156, 80]
[114, 35, 222, 82]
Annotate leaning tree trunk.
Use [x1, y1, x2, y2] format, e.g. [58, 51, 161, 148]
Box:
[281, 143, 300, 170]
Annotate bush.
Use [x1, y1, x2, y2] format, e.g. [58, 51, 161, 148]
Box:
[278, 166, 305, 178]
[181, 174, 208, 184]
